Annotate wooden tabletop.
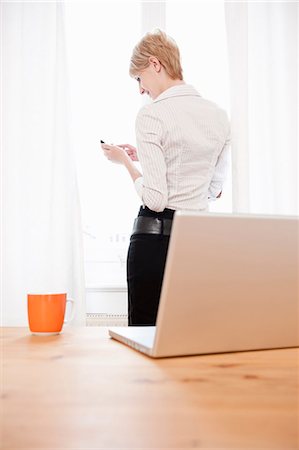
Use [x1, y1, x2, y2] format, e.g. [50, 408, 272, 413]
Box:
[1, 327, 298, 449]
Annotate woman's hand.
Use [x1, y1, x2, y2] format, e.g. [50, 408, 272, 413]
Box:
[101, 143, 130, 165]
[117, 143, 139, 161]
[101, 142, 142, 182]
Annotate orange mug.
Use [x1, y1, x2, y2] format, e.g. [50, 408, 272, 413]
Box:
[27, 293, 75, 335]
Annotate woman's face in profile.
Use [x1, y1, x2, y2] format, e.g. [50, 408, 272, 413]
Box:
[135, 71, 153, 98]
[135, 59, 161, 100]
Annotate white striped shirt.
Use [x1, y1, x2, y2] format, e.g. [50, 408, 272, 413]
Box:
[134, 84, 230, 212]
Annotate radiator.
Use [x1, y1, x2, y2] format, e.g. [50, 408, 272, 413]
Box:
[86, 313, 128, 327]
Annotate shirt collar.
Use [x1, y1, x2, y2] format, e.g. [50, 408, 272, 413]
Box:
[153, 83, 201, 103]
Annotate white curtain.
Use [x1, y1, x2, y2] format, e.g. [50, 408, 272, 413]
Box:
[225, 1, 298, 215]
[2, 3, 86, 325]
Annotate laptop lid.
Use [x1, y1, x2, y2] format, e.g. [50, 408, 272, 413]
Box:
[152, 212, 299, 358]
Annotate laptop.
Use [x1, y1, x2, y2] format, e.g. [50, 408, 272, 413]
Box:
[109, 211, 299, 358]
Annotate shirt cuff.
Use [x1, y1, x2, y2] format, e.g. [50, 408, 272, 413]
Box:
[134, 176, 144, 199]
[208, 183, 222, 200]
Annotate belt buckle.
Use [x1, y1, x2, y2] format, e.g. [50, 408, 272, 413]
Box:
[154, 217, 162, 234]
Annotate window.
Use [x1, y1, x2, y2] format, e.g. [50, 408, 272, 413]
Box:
[65, 2, 142, 291]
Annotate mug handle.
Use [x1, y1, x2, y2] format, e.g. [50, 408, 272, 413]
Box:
[64, 298, 76, 324]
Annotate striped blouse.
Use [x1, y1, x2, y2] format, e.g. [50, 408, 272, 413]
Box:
[134, 84, 230, 212]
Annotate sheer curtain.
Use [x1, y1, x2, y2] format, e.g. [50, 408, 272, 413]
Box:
[225, 1, 298, 215]
[2, 3, 86, 325]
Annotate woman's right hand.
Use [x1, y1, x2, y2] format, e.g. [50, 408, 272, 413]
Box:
[117, 144, 139, 161]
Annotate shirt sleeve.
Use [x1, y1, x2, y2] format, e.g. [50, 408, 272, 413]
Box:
[134, 106, 168, 212]
[134, 176, 144, 198]
[208, 132, 231, 200]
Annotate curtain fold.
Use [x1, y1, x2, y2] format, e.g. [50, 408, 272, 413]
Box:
[2, 3, 86, 325]
[225, 2, 298, 215]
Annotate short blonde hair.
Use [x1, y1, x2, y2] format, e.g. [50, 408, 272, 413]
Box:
[129, 29, 183, 80]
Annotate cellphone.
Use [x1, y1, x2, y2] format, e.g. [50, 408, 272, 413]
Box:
[100, 140, 105, 144]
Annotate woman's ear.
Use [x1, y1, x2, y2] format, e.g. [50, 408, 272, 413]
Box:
[149, 56, 161, 73]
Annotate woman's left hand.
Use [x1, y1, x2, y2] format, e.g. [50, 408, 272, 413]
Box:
[101, 143, 129, 165]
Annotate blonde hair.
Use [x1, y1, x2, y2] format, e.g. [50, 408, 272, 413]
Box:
[129, 29, 183, 80]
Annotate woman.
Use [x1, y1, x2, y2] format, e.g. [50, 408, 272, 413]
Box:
[101, 29, 230, 326]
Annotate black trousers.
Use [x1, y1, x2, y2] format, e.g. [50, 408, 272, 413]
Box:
[127, 206, 175, 326]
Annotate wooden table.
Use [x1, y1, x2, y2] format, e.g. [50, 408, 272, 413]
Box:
[1, 327, 298, 449]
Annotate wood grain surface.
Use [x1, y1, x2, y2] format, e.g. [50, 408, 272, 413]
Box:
[1, 327, 298, 449]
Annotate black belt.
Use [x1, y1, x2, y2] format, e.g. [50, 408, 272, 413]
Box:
[132, 216, 173, 236]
